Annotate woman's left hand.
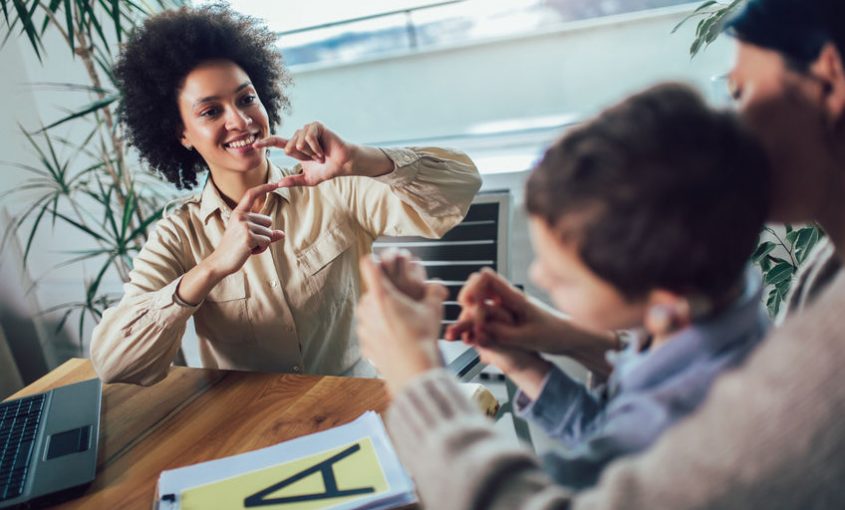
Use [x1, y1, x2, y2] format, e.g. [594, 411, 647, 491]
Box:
[254, 121, 392, 187]
[253, 121, 351, 186]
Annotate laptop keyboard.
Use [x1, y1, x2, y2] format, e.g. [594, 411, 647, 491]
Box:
[0, 394, 45, 502]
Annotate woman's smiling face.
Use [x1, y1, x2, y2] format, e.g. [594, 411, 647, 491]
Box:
[178, 59, 270, 179]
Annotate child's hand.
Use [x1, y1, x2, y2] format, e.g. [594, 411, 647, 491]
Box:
[475, 341, 552, 401]
[475, 342, 545, 376]
[458, 300, 553, 400]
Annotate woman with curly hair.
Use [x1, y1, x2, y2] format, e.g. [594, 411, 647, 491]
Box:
[89, 4, 481, 385]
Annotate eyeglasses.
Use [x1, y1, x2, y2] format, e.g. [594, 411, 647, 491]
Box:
[710, 73, 740, 108]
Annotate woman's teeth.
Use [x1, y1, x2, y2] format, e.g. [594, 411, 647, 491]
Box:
[226, 134, 256, 149]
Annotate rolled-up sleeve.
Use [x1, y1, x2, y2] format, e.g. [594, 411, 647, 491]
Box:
[90, 217, 198, 386]
[330, 147, 481, 239]
[514, 365, 605, 447]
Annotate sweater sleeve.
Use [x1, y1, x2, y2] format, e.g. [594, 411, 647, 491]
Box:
[513, 365, 605, 447]
[386, 369, 574, 510]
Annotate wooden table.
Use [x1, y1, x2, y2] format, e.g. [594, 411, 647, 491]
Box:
[6, 358, 394, 509]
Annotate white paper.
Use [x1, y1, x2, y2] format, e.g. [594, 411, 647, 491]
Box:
[156, 411, 415, 510]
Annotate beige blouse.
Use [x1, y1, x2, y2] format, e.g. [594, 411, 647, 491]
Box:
[90, 147, 480, 385]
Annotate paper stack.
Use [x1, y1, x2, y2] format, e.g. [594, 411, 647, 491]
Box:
[156, 411, 416, 510]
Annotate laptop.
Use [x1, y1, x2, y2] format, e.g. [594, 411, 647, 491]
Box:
[0, 378, 102, 508]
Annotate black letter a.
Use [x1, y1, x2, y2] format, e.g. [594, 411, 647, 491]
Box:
[244, 443, 375, 507]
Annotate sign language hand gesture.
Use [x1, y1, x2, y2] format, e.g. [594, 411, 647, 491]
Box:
[356, 256, 447, 395]
[254, 121, 355, 188]
[207, 182, 286, 277]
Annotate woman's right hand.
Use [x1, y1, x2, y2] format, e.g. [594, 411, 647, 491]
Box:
[206, 182, 286, 277]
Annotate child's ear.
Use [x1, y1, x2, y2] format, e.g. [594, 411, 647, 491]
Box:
[643, 290, 691, 337]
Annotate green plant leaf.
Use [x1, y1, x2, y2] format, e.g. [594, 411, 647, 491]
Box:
[36, 94, 118, 132]
[22, 196, 54, 265]
[85, 254, 115, 304]
[4, 192, 54, 266]
[109, 0, 120, 42]
[766, 287, 783, 317]
[785, 229, 800, 246]
[17, 123, 60, 181]
[751, 241, 776, 262]
[10, 0, 43, 61]
[120, 188, 136, 241]
[55, 307, 75, 335]
[91, 45, 117, 85]
[794, 227, 821, 264]
[38, 0, 62, 36]
[50, 248, 114, 271]
[671, 1, 717, 34]
[680, 0, 747, 58]
[765, 261, 795, 286]
[49, 208, 107, 242]
[127, 205, 163, 241]
[74, 0, 110, 53]
[27, 81, 110, 94]
[63, 0, 74, 52]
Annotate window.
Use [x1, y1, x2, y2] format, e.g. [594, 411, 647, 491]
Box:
[203, 0, 697, 68]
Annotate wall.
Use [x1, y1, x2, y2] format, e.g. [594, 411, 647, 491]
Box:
[282, 6, 732, 143]
[0, 34, 54, 380]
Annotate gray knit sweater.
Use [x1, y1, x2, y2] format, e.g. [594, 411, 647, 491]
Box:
[386, 249, 845, 509]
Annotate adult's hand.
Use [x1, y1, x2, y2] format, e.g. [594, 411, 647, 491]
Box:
[254, 121, 393, 188]
[254, 121, 351, 187]
[356, 257, 447, 396]
[377, 248, 427, 300]
[177, 182, 285, 306]
[206, 182, 286, 277]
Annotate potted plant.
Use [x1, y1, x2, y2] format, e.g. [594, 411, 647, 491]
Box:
[1, 1, 184, 350]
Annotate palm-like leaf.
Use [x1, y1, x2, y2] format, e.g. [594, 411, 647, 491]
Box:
[1, 0, 183, 353]
[673, 0, 745, 58]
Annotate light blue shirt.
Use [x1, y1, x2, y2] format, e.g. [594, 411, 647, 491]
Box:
[514, 269, 770, 489]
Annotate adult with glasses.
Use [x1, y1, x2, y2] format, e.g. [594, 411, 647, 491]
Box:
[354, 0, 845, 508]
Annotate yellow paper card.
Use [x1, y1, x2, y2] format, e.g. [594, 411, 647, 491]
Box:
[181, 438, 389, 510]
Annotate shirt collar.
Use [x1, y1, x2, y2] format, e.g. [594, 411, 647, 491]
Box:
[198, 160, 292, 223]
[609, 267, 769, 392]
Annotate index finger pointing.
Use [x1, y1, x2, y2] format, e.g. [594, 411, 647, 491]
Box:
[234, 182, 280, 213]
[253, 136, 289, 148]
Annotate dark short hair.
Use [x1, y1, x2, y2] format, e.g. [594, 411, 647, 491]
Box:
[114, 3, 292, 189]
[525, 83, 770, 301]
[725, 0, 844, 70]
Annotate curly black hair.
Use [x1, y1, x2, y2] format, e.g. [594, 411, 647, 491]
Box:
[114, 3, 292, 189]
